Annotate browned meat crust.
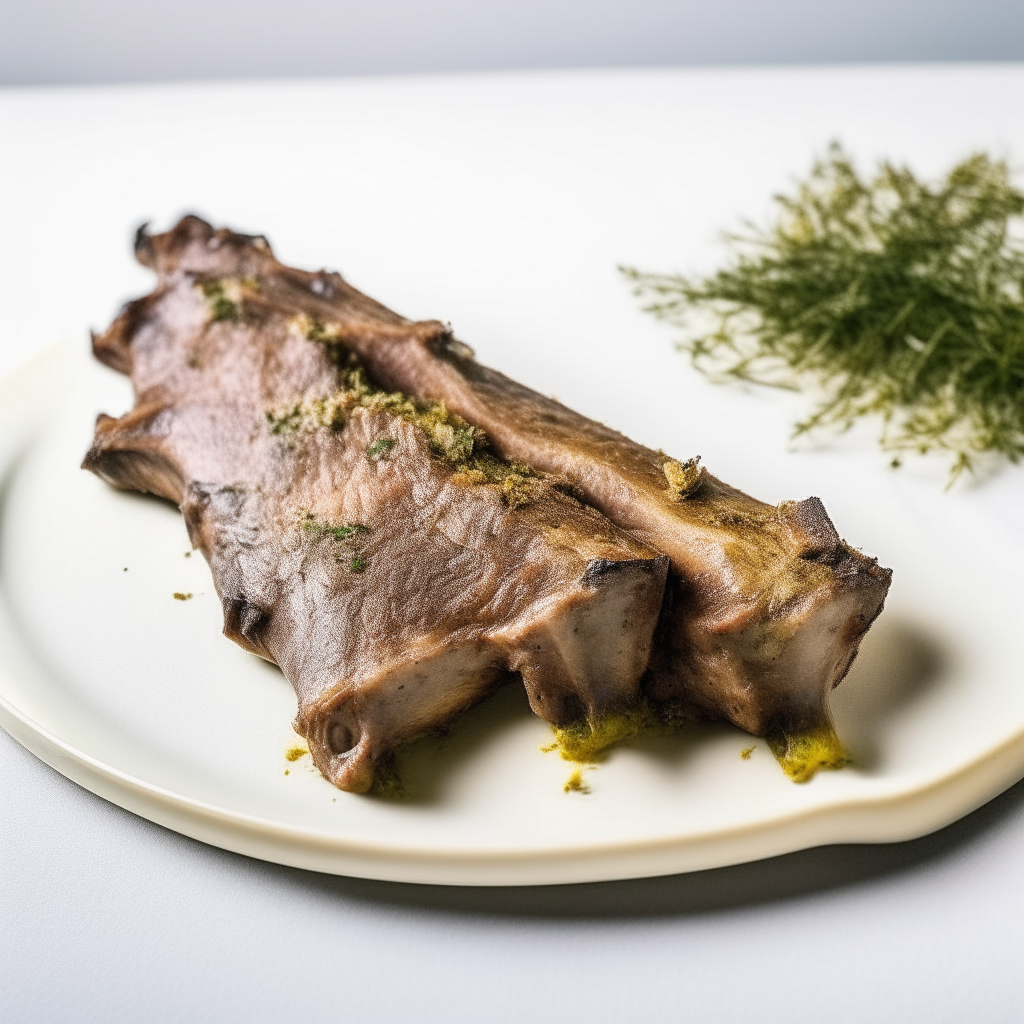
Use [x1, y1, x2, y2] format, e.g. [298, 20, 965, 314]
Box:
[84, 214, 891, 787]
[83, 217, 668, 792]
[337, 334, 893, 742]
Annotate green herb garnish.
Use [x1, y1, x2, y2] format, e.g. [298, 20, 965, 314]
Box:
[365, 437, 397, 461]
[299, 512, 369, 571]
[623, 144, 1024, 484]
[327, 523, 367, 541]
[266, 407, 303, 434]
[199, 279, 239, 322]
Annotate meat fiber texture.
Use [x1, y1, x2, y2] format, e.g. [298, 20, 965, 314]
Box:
[82, 217, 668, 793]
[84, 215, 891, 790]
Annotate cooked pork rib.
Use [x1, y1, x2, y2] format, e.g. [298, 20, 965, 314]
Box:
[122, 217, 892, 778]
[351, 343, 892, 776]
[332, 334, 892, 752]
[82, 218, 668, 792]
[85, 215, 891, 787]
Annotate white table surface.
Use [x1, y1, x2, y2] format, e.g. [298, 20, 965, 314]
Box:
[3, 65, 1024, 1022]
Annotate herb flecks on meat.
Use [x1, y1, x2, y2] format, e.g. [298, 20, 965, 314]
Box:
[298, 511, 370, 570]
[268, 327, 540, 507]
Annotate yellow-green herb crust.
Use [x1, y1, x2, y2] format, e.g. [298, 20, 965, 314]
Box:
[624, 144, 1024, 484]
[662, 455, 706, 499]
[370, 759, 406, 800]
[198, 276, 259, 323]
[550, 705, 845, 784]
[766, 723, 849, 783]
[550, 704, 660, 763]
[563, 768, 591, 794]
[269, 315, 540, 506]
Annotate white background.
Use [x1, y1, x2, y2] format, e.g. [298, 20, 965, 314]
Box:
[2, 0, 1024, 86]
[3, 31, 1024, 1024]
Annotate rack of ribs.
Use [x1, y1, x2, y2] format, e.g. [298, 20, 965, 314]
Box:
[83, 215, 891, 790]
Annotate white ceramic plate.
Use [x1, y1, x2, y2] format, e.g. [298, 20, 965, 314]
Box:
[4, 69, 1024, 885]
[1, 339, 1023, 886]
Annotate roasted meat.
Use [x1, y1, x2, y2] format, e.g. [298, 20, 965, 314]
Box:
[84, 214, 892, 788]
[82, 218, 669, 793]
[342, 330, 892, 778]
[117, 217, 893, 780]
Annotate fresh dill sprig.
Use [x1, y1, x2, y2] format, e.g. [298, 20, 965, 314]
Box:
[622, 144, 1024, 484]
